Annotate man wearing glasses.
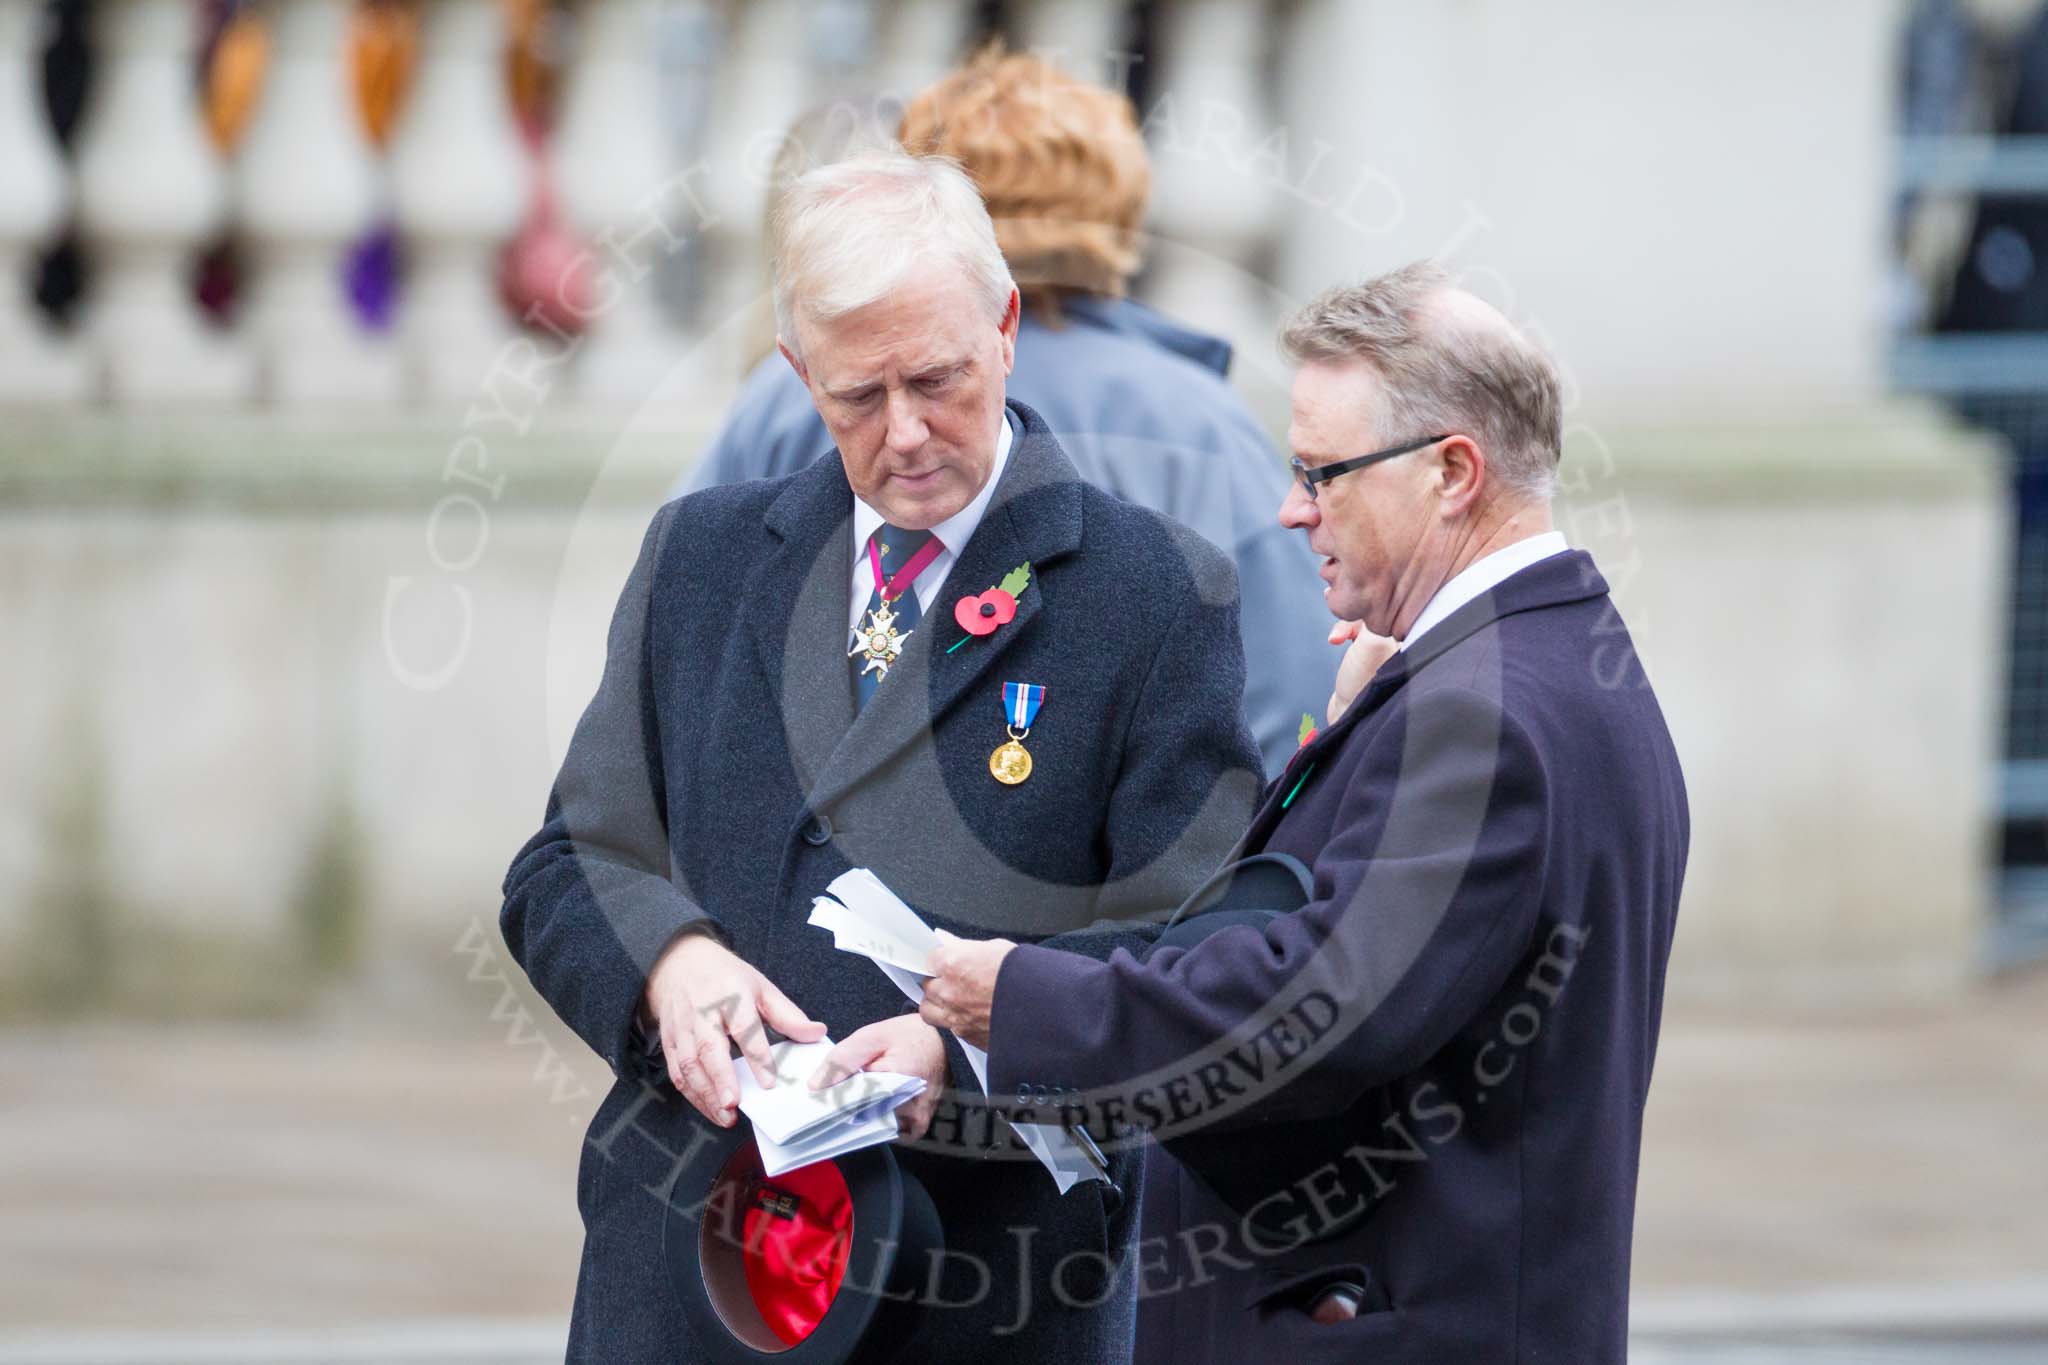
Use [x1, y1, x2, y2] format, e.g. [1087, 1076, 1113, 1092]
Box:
[922, 261, 1689, 1362]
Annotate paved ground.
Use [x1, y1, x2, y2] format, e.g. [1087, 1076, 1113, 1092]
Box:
[1634, 969, 2048, 1298]
[2, 965, 2045, 1355]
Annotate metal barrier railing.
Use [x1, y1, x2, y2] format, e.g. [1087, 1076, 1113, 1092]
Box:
[1892, 128, 2048, 955]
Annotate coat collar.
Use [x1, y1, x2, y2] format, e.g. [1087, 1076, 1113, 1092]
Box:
[1241, 549, 1611, 848]
[749, 400, 1086, 812]
[1052, 295, 1235, 378]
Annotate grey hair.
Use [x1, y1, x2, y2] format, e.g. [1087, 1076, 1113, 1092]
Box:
[771, 149, 1016, 364]
[1279, 261, 1563, 500]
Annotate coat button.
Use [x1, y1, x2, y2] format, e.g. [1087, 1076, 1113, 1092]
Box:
[802, 815, 833, 847]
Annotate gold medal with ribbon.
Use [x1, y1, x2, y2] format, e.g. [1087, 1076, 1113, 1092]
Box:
[989, 682, 1044, 785]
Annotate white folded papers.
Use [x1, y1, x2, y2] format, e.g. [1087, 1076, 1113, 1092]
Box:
[809, 868, 1111, 1194]
[734, 1036, 926, 1177]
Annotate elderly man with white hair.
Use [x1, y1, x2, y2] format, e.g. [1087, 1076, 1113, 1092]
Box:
[501, 150, 1260, 1361]
[923, 262, 1690, 1363]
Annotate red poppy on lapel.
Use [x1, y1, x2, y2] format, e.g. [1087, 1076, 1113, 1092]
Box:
[952, 563, 1031, 639]
[954, 588, 1016, 636]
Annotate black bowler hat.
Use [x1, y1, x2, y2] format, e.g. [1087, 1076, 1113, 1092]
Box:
[664, 1119, 944, 1364]
[1149, 851, 1306, 954]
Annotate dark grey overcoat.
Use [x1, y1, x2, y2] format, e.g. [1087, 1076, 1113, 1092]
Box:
[501, 401, 1262, 1362]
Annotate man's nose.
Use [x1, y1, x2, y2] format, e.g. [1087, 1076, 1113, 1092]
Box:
[884, 389, 928, 453]
[1278, 478, 1318, 531]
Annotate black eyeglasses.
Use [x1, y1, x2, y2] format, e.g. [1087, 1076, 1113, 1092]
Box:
[1290, 434, 1450, 501]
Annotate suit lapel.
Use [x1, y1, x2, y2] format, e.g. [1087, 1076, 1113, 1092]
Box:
[806, 405, 1085, 814]
[1242, 549, 1611, 848]
[1240, 656, 1408, 851]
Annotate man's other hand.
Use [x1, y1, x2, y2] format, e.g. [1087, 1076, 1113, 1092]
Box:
[643, 933, 825, 1126]
[1327, 620, 1398, 725]
[919, 929, 1015, 1050]
[808, 1015, 949, 1140]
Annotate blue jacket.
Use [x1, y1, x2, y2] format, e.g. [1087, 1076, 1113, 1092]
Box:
[985, 550, 1690, 1362]
[503, 402, 1262, 1362]
[684, 296, 1339, 776]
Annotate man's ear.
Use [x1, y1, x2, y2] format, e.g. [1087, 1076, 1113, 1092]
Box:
[777, 339, 809, 388]
[997, 288, 1021, 375]
[1436, 435, 1486, 516]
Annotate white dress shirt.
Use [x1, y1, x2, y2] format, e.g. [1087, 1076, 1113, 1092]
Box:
[847, 409, 1014, 634]
[1399, 530, 1569, 651]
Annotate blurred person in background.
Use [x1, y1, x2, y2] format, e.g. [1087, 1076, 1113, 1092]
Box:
[682, 46, 1340, 776]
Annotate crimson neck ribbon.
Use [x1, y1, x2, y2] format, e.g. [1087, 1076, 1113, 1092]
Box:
[866, 533, 945, 604]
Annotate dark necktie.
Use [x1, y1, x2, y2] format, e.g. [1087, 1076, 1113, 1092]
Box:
[850, 522, 939, 710]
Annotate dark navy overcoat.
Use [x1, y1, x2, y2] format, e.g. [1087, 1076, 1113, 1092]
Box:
[987, 550, 1690, 1363]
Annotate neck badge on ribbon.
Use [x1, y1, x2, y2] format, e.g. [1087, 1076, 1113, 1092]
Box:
[990, 682, 1045, 785]
[849, 532, 944, 683]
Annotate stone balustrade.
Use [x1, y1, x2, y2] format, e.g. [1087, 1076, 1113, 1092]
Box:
[0, 0, 2016, 1005]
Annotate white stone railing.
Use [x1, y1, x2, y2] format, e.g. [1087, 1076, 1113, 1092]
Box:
[0, 0, 1290, 412]
[0, 2, 2016, 1006]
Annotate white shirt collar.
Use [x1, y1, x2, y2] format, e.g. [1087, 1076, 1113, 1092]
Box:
[849, 407, 1014, 629]
[1399, 530, 1569, 651]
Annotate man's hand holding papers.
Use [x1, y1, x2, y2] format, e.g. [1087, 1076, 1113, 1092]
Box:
[733, 1036, 928, 1177]
[809, 868, 1110, 1194]
[643, 933, 826, 1126]
[808, 1015, 948, 1140]
[920, 929, 1014, 1050]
